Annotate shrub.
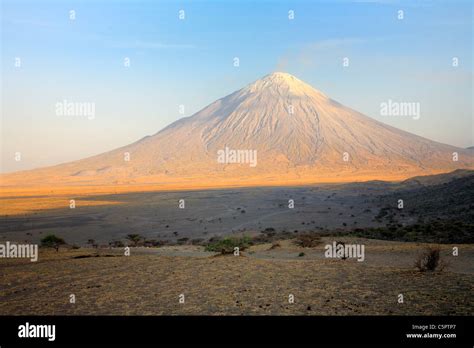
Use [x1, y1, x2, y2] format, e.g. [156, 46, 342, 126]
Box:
[205, 236, 252, 254]
[177, 237, 189, 245]
[263, 227, 276, 235]
[40, 234, 66, 251]
[126, 234, 142, 247]
[190, 238, 204, 245]
[415, 247, 443, 272]
[87, 239, 98, 248]
[109, 240, 125, 248]
[143, 239, 164, 247]
[294, 233, 322, 248]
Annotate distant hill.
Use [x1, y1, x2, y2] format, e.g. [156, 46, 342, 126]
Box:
[401, 169, 474, 187]
[366, 171, 474, 243]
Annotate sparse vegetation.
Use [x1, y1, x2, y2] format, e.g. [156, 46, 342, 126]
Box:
[177, 237, 189, 245]
[375, 206, 390, 221]
[190, 238, 204, 245]
[251, 229, 293, 244]
[143, 239, 165, 247]
[344, 220, 474, 244]
[126, 234, 142, 247]
[40, 234, 66, 251]
[415, 247, 444, 272]
[293, 233, 322, 248]
[109, 240, 125, 248]
[87, 239, 98, 248]
[204, 236, 252, 254]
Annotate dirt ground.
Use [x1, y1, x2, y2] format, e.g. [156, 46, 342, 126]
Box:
[0, 184, 400, 245]
[1, 238, 473, 315]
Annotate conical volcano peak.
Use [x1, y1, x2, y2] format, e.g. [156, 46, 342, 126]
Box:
[264, 71, 299, 83]
[4, 71, 471, 187]
[244, 71, 327, 98]
[260, 72, 308, 89]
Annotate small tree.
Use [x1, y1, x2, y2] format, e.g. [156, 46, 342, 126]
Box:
[109, 240, 125, 248]
[87, 239, 98, 248]
[41, 234, 66, 252]
[126, 234, 142, 247]
[205, 236, 252, 254]
[415, 247, 443, 272]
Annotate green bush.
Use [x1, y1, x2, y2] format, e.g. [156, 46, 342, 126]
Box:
[205, 236, 252, 254]
[40, 234, 66, 251]
[126, 234, 142, 246]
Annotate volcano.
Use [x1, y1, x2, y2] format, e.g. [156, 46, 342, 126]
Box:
[2, 72, 473, 187]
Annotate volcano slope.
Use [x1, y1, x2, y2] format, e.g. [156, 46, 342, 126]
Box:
[1, 72, 473, 190]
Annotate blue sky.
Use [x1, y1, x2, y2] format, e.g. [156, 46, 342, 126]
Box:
[1, 0, 472, 172]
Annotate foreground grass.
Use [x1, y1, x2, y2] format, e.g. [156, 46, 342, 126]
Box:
[0, 244, 472, 315]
